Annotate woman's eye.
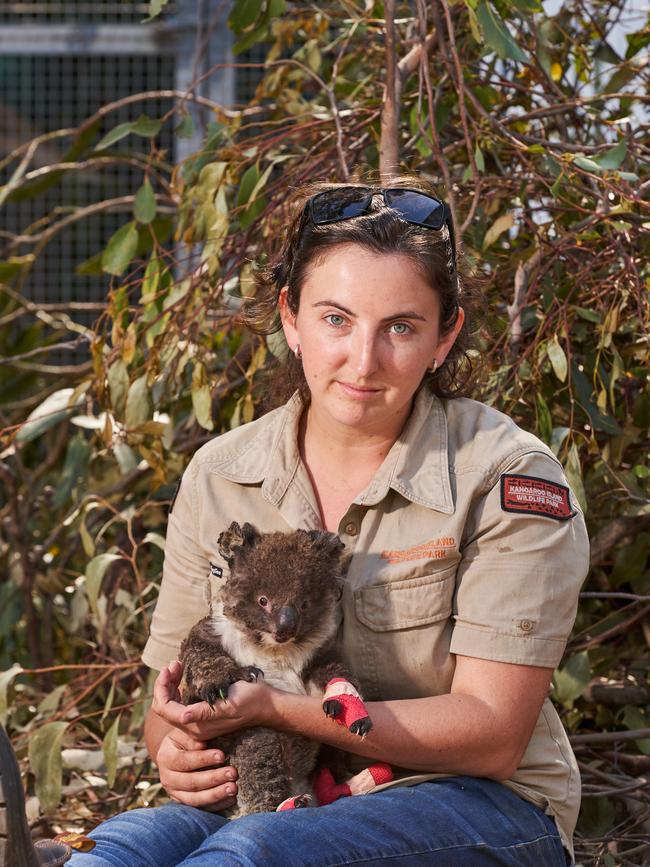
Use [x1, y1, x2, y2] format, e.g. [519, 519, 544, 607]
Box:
[389, 322, 412, 335]
[325, 314, 346, 327]
[258, 596, 269, 608]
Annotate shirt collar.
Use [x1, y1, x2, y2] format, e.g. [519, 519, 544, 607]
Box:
[211, 388, 454, 514]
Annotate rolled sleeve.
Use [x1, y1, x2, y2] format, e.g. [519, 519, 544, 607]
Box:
[450, 451, 590, 668]
[142, 461, 211, 670]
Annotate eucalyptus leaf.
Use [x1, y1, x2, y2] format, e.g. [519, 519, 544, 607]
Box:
[85, 553, 123, 617]
[16, 388, 77, 443]
[102, 221, 139, 276]
[0, 664, 23, 726]
[125, 375, 151, 430]
[552, 652, 591, 708]
[482, 212, 514, 249]
[547, 336, 568, 382]
[192, 384, 214, 432]
[103, 715, 121, 787]
[29, 721, 68, 815]
[134, 179, 157, 224]
[475, 2, 528, 62]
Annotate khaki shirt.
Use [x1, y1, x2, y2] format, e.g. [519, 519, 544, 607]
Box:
[143, 388, 589, 859]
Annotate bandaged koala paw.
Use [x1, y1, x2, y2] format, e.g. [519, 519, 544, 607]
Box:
[276, 794, 312, 811]
[314, 763, 394, 806]
[322, 677, 373, 736]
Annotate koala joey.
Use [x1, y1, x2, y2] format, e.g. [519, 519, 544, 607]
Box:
[178, 521, 373, 817]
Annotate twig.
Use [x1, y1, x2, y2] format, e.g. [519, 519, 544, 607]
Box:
[570, 728, 650, 745]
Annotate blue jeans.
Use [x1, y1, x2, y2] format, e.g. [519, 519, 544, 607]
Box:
[69, 777, 569, 866]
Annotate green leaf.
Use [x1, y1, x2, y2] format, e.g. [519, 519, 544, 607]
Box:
[96, 115, 162, 150]
[594, 140, 627, 170]
[53, 432, 91, 508]
[564, 443, 587, 514]
[192, 384, 214, 432]
[536, 393, 552, 444]
[572, 155, 603, 173]
[143, 0, 169, 21]
[108, 359, 130, 417]
[102, 221, 139, 276]
[15, 388, 77, 443]
[228, 0, 263, 32]
[125, 375, 151, 429]
[29, 721, 68, 815]
[237, 163, 261, 207]
[175, 113, 195, 138]
[267, 330, 289, 360]
[475, 1, 528, 62]
[134, 179, 157, 224]
[552, 652, 590, 708]
[103, 715, 121, 787]
[482, 212, 515, 249]
[547, 336, 568, 382]
[37, 684, 68, 716]
[0, 255, 35, 282]
[85, 553, 123, 618]
[550, 426, 570, 457]
[0, 665, 23, 726]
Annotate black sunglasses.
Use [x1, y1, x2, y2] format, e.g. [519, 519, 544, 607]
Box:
[307, 186, 456, 271]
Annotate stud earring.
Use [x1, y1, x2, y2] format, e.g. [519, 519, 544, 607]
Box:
[428, 359, 438, 373]
[294, 344, 302, 360]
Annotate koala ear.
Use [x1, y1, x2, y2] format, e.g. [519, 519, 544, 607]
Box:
[218, 521, 260, 563]
[305, 530, 345, 558]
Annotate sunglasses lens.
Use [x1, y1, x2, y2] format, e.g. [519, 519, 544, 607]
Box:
[311, 188, 372, 224]
[384, 189, 445, 229]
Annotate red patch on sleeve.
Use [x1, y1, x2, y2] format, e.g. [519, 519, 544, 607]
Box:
[501, 474, 576, 521]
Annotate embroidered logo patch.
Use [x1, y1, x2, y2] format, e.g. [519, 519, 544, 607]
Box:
[380, 537, 456, 563]
[501, 474, 576, 521]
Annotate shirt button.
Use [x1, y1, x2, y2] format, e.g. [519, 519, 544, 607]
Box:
[344, 522, 358, 536]
[519, 619, 534, 633]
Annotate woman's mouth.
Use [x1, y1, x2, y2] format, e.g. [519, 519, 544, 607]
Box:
[337, 381, 383, 399]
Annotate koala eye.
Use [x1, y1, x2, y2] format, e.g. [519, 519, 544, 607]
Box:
[258, 595, 269, 608]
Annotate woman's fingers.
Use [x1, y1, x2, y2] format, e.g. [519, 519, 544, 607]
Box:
[163, 764, 238, 797]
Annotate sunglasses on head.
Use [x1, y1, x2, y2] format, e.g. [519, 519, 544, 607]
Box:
[306, 186, 457, 271]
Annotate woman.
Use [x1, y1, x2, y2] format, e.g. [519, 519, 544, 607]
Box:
[72, 181, 589, 865]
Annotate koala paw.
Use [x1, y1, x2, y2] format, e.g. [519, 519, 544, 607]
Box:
[322, 678, 372, 737]
[198, 681, 232, 708]
[276, 794, 312, 811]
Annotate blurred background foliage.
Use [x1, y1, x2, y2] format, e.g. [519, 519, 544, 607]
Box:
[0, 0, 648, 863]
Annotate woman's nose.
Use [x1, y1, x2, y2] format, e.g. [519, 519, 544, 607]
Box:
[350, 331, 380, 376]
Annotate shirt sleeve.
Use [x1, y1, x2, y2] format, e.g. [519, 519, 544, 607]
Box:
[449, 450, 590, 668]
[141, 460, 211, 671]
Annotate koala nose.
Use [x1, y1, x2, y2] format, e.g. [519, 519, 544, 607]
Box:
[275, 606, 299, 641]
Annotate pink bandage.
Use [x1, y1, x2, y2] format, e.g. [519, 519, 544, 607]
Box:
[276, 794, 311, 811]
[314, 763, 394, 806]
[323, 678, 370, 731]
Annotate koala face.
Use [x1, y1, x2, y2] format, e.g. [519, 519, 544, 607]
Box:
[217, 523, 345, 647]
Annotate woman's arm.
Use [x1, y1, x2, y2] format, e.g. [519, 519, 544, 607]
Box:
[154, 656, 553, 780]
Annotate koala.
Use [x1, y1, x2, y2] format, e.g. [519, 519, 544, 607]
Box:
[178, 521, 373, 817]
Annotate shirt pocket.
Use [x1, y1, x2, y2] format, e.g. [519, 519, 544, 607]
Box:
[354, 565, 456, 631]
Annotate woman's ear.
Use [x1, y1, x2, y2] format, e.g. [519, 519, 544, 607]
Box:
[278, 286, 299, 351]
[435, 306, 465, 367]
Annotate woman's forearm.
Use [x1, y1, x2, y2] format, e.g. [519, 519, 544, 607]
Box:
[144, 707, 175, 762]
[268, 690, 519, 780]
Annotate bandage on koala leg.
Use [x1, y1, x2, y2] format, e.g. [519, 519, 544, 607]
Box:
[314, 763, 394, 806]
[276, 794, 311, 811]
[322, 678, 372, 736]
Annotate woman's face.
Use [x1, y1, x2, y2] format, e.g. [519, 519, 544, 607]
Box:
[279, 244, 464, 435]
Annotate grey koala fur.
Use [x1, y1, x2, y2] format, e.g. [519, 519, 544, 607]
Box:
[178, 521, 369, 817]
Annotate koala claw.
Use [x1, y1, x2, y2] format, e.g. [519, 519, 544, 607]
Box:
[199, 682, 231, 708]
[349, 716, 373, 737]
[323, 699, 342, 719]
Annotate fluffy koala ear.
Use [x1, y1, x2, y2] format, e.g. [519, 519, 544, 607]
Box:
[305, 530, 345, 558]
[218, 521, 261, 563]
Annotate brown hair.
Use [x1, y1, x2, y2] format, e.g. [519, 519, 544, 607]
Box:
[241, 178, 481, 408]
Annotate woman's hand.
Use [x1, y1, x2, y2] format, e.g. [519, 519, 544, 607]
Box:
[151, 660, 278, 743]
[155, 726, 238, 810]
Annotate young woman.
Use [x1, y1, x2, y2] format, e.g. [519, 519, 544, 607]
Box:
[72, 182, 588, 866]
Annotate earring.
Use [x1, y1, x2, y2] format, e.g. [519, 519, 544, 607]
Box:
[428, 359, 438, 373]
[294, 344, 302, 360]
